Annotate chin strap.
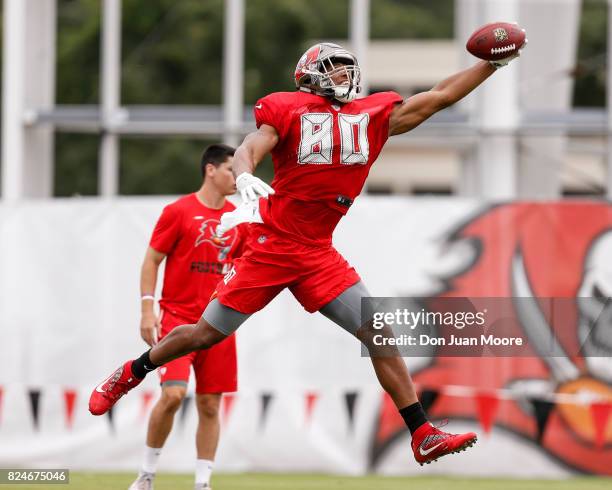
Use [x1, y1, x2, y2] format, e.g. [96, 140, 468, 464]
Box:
[333, 86, 358, 103]
[299, 84, 358, 103]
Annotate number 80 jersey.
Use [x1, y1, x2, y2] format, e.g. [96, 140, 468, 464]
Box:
[254, 90, 403, 246]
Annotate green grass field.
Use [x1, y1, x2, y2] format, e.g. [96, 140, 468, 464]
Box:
[4, 473, 612, 490]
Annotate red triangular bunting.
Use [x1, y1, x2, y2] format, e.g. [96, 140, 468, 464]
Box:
[63, 389, 77, 429]
[141, 391, 154, 418]
[368, 391, 408, 470]
[376, 392, 405, 443]
[475, 392, 499, 434]
[304, 392, 319, 425]
[589, 401, 612, 450]
[221, 393, 236, 425]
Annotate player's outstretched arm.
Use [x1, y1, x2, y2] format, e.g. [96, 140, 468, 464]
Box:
[389, 60, 495, 136]
[233, 124, 279, 202]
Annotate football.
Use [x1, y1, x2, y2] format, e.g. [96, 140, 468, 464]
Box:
[466, 22, 526, 61]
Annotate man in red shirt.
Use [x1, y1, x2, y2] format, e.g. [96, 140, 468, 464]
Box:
[91, 41, 525, 466]
[129, 144, 243, 490]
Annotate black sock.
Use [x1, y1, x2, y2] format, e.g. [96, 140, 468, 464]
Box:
[131, 350, 160, 379]
[399, 402, 429, 435]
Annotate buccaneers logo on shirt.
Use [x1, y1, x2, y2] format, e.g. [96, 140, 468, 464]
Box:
[194, 218, 237, 261]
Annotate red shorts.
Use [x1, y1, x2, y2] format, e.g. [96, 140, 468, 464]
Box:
[158, 309, 237, 394]
[215, 223, 360, 314]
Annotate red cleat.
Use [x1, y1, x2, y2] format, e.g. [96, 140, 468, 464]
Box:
[411, 422, 477, 465]
[89, 361, 143, 416]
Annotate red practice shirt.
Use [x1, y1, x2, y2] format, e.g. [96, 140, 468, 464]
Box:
[254, 90, 403, 246]
[150, 194, 245, 320]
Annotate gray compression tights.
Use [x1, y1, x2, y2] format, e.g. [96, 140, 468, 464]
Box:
[202, 281, 370, 337]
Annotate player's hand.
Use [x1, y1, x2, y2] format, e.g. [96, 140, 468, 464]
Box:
[490, 29, 527, 69]
[140, 312, 160, 347]
[236, 172, 275, 203]
[215, 201, 264, 237]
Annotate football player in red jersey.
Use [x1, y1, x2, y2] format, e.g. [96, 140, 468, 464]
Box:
[128, 144, 244, 490]
[91, 41, 525, 466]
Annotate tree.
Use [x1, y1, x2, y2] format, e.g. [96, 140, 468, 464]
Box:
[55, 0, 452, 195]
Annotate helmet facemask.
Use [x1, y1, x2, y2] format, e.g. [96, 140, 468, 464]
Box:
[296, 44, 362, 103]
[316, 56, 362, 103]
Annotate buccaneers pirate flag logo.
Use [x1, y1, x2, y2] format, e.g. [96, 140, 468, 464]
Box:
[370, 203, 612, 474]
[195, 218, 237, 261]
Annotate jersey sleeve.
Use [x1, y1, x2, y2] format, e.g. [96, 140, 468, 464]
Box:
[366, 91, 404, 138]
[379, 91, 404, 123]
[149, 203, 182, 254]
[254, 93, 287, 137]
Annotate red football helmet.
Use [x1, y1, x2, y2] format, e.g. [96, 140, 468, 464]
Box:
[294, 42, 362, 103]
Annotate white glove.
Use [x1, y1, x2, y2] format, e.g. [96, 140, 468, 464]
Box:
[236, 172, 275, 203]
[215, 201, 264, 238]
[490, 32, 527, 69]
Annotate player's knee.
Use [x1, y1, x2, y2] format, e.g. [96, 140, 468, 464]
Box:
[196, 395, 221, 420]
[193, 319, 226, 350]
[159, 386, 187, 412]
[355, 323, 371, 343]
[192, 329, 215, 350]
